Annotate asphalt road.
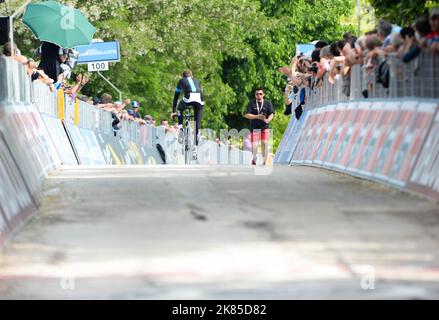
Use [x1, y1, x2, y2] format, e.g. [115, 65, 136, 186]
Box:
[1, 165, 439, 299]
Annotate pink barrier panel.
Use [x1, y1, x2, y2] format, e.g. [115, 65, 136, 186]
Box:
[287, 99, 438, 199]
[0, 102, 61, 199]
[339, 103, 371, 169]
[292, 106, 333, 164]
[408, 106, 439, 201]
[0, 58, 61, 246]
[384, 102, 435, 185]
[274, 113, 301, 164]
[0, 132, 37, 246]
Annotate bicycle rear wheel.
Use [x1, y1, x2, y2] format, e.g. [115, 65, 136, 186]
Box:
[184, 126, 194, 165]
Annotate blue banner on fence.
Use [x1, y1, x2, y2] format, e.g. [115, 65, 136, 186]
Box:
[76, 41, 120, 64]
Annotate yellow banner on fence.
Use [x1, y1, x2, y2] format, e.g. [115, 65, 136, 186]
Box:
[57, 89, 65, 120]
[74, 98, 79, 126]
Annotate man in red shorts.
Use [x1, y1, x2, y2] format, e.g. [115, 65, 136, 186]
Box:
[244, 87, 275, 165]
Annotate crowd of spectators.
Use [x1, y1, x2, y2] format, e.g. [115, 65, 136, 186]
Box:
[78, 92, 176, 136]
[2, 41, 89, 95]
[279, 7, 439, 117]
[1, 40, 182, 137]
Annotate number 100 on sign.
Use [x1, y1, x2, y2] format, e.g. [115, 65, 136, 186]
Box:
[88, 62, 109, 72]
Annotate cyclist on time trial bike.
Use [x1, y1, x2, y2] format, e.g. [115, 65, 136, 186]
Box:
[170, 69, 205, 152]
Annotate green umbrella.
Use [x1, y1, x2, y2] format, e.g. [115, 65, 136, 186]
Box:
[22, 0, 96, 48]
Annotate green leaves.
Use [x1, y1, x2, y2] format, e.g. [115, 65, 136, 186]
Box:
[9, 0, 355, 150]
[368, 0, 438, 25]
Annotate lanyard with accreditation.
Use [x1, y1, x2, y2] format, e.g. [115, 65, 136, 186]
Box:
[256, 101, 264, 115]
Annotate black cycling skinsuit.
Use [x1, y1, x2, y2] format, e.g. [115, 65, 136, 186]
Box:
[172, 76, 205, 146]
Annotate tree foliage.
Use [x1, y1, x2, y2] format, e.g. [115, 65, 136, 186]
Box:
[6, 0, 355, 150]
[368, 0, 439, 26]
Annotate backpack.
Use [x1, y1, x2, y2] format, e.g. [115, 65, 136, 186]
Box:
[377, 60, 390, 88]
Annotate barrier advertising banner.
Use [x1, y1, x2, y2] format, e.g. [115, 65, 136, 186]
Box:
[275, 110, 309, 165]
[274, 115, 297, 164]
[408, 104, 439, 200]
[78, 128, 106, 165]
[391, 102, 436, 184]
[277, 99, 438, 199]
[0, 103, 61, 198]
[41, 114, 78, 165]
[64, 122, 94, 165]
[0, 133, 37, 243]
[320, 103, 350, 168]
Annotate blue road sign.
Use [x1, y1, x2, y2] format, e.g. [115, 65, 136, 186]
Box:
[76, 41, 120, 64]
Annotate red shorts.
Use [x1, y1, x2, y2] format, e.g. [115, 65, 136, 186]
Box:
[251, 129, 270, 143]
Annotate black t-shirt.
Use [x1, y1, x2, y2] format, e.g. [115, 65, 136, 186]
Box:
[246, 99, 275, 130]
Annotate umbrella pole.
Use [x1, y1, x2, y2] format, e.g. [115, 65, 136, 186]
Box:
[9, 0, 31, 58]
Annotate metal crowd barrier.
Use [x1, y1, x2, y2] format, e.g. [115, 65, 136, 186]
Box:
[78, 99, 98, 130]
[32, 81, 57, 116]
[389, 52, 439, 99]
[1, 55, 252, 165]
[304, 52, 439, 110]
[0, 56, 31, 103]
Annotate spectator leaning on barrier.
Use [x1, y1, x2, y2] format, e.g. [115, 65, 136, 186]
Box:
[2, 42, 28, 64]
[128, 101, 141, 119]
[37, 41, 67, 83]
[112, 102, 122, 136]
[114, 100, 125, 112]
[276, 10, 439, 109]
[25, 58, 57, 92]
[144, 115, 153, 125]
[413, 15, 432, 49]
[400, 27, 422, 63]
[244, 87, 275, 166]
[427, 8, 439, 53]
[62, 74, 89, 97]
[378, 20, 394, 48]
[101, 93, 113, 104]
[119, 110, 131, 121]
[314, 41, 328, 52]
[78, 95, 93, 104]
[60, 48, 79, 80]
[160, 119, 176, 133]
[26, 58, 41, 81]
